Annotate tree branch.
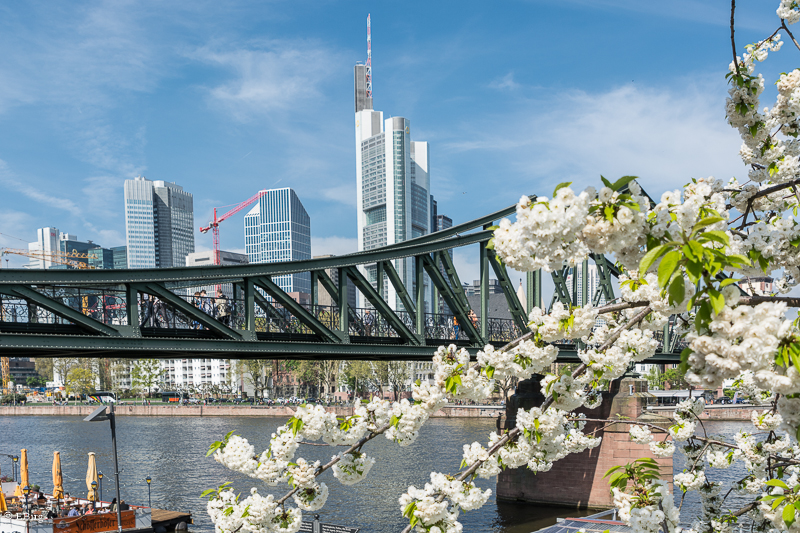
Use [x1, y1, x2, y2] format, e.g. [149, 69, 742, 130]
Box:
[731, 0, 741, 76]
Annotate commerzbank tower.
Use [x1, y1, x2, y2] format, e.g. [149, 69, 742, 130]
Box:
[354, 14, 441, 312]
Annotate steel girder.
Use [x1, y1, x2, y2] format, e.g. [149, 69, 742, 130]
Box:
[251, 276, 342, 343]
[0, 195, 688, 363]
[343, 265, 420, 345]
[487, 250, 528, 331]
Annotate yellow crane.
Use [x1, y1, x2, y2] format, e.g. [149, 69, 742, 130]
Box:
[1, 248, 96, 269]
[1, 357, 10, 395]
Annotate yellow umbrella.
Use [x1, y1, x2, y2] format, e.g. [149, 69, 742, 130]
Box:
[52, 451, 64, 500]
[14, 449, 28, 498]
[86, 453, 98, 501]
[0, 465, 7, 512]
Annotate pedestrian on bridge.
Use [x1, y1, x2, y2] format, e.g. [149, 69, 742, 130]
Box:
[216, 290, 230, 326]
[363, 310, 374, 336]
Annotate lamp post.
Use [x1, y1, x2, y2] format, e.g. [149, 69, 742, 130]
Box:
[98, 472, 104, 502]
[12, 455, 18, 483]
[91, 481, 97, 508]
[84, 405, 123, 533]
[145, 477, 151, 508]
[22, 485, 30, 515]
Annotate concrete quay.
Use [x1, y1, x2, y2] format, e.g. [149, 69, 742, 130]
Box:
[648, 403, 764, 421]
[0, 403, 504, 418]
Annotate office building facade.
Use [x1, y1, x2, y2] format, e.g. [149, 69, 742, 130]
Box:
[124, 176, 195, 269]
[355, 68, 432, 310]
[28, 227, 115, 269]
[112, 246, 128, 269]
[244, 188, 311, 295]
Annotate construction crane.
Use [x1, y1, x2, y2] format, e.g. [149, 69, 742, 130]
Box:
[1, 248, 96, 269]
[199, 190, 268, 265]
[1, 357, 10, 395]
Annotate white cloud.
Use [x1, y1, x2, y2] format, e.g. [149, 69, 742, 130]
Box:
[195, 40, 343, 118]
[312, 236, 358, 257]
[0, 160, 83, 218]
[443, 79, 745, 198]
[489, 72, 520, 91]
[321, 184, 357, 207]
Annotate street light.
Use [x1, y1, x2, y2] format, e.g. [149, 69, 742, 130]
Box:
[91, 481, 97, 507]
[84, 405, 123, 533]
[12, 455, 18, 483]
[145, 477, 151, 508]
[22, 485, 30, 515]
[98, 471, 104, 502]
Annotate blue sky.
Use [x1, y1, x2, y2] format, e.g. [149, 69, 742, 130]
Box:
[0, 0, 784, 277]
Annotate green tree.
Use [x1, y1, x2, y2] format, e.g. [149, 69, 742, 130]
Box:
[235, 360, 273, 398]
[65, 367, 96, 398]
[131, 359, 163, 396]
[33, 358, 54, 381]
[26, 376, 46, 388]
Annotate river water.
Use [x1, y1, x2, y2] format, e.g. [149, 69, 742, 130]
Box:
[0, 416, 754, 533]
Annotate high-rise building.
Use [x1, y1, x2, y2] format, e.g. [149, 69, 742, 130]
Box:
[28, 228, 115, 269]
[88, 248, 114, 270]
[124, 176, 195, 269]
[566, 264, 607, 307]
[244, 188, 311, 295]
[354, 22, 432, 310]
[111, 246, 128, 269]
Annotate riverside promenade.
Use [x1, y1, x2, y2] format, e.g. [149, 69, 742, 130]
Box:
[0, 403, 504, 418]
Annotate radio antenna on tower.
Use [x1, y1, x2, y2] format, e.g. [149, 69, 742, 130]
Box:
[366, 14, 372, 99]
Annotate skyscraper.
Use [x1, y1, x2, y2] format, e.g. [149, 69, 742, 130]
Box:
[244, 188, 311, 296]
[354, 18, 432, 310]
[566, 264, 607, 307]
[124, 177, 195, 268]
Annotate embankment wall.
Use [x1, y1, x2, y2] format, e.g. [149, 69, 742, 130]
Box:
[0, 404, 504, 418]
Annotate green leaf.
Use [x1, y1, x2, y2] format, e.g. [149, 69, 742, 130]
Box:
[708, 289, 725, 315]
[600, 175, 613, 189]
[553, 182, 573, 196]
[691, 216, 725, 235]
[200, 489, 216, 498]
[604, 205, 615, 222]
[700, 230, 730, 246]
[611, 175, 638, 192]
[685, 260, 703, 284]
[772, 496, 787, 510]
[719, 278, 739, 288]
[668, 275, 685, 306]
[485, 365, 495, 379]
[639, 244, 671, 274]
[657, 251, 681, 288]
[766, 479, 791, 490]
[785, 501, 796, 528]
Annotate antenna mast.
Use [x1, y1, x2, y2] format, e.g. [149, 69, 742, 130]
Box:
[366, 14, 372, 99]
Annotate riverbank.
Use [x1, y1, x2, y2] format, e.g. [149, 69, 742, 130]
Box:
[0, 404, 504, 418]
[648, 404, 764, 421]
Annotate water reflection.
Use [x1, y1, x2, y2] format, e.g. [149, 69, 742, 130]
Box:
[0, 415, 753, 533]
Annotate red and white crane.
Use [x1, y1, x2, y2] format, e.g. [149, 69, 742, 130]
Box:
[199, 190, 268, 265]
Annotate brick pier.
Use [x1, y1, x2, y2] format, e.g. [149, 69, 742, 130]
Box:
[496, 376, 673, 509]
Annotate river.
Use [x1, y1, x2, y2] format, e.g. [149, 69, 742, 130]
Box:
[0, 416, 754, 533]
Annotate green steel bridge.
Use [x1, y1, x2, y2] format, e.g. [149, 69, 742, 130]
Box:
[0, 201, 682, 362]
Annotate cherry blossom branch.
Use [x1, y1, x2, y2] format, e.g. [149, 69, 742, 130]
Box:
[731, 0, 740, 76]
[746, 177, 800, 206]
[276, 421, 393, 505]
[782, 20, 800, 52]
[399, 306, 654, 533]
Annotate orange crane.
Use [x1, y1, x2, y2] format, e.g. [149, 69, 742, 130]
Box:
[199, 190, 268, 265]
[1, 248, 96, 269]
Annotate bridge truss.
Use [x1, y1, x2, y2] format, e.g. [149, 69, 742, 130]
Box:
[0, 201, 682, 362]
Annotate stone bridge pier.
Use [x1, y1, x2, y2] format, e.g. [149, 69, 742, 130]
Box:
[496, 376, 673, 509]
